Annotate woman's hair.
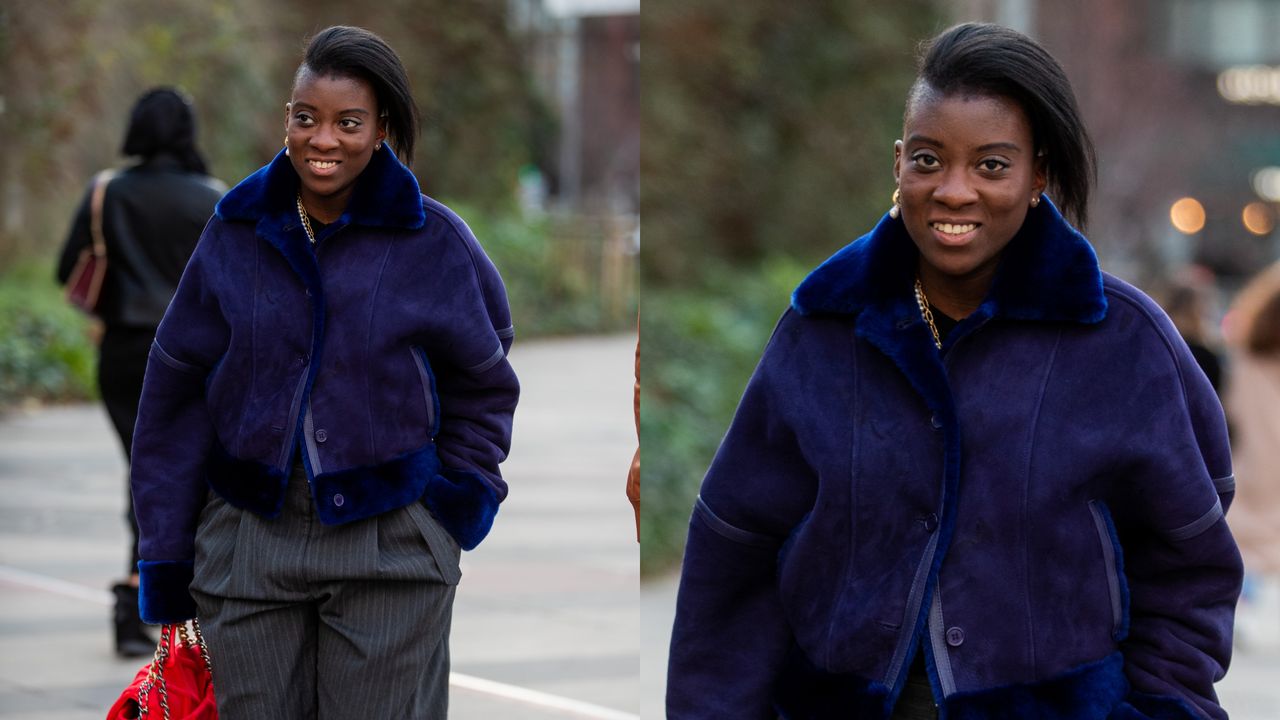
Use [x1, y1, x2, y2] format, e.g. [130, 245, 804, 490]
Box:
[121, 87, 209, 175]
[910, 23, 1096, 229]
[1230, 261, 1280, 356]
[299, 26, 419, 165]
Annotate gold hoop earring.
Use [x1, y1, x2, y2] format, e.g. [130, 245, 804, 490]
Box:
[284, 135, 290, 156]
[889, 188, 902, 219]
[1030, 195, 1040, 208]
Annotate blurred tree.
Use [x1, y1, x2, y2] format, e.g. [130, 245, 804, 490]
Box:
[641, 1, 945, 574]
[642, 0, 942, 284]
[0, 0, 546, 268]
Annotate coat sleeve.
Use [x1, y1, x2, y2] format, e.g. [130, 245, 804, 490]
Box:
[56, 184, 93, 284]
[1111, 319, 1242, 720]
[130, 233, 230, 624]
[667, 314, 817, 719]
[420, 223, 520, 551]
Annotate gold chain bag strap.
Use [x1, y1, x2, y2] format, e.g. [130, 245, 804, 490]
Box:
[111, 619, 217, 720]
[64, 169, 117, 315]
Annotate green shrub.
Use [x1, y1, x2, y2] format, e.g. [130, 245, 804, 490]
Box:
[456, 204, 638, 338]
[0, 210, 630, 408]
[0, 264, 98, 406]
[640, 256, 809, 575]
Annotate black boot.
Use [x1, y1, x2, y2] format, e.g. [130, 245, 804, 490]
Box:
[112, 583, 155, 658]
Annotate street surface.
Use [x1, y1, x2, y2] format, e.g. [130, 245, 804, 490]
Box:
[0, 334, 639, 720]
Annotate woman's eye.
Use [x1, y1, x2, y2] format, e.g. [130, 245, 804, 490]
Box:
[294, 113, 314, 126]
[912, 154, 939, 168]
[980, 159, 1009, 172]
[339, 118, 362, 129]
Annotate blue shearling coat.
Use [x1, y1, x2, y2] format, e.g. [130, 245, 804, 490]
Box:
[667, 200, 1241, 720]
[132, 146, 519, 624]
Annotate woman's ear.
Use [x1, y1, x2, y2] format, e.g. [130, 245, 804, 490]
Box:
[893, 139, 903, 185]
[1034, 152, 1048, 197]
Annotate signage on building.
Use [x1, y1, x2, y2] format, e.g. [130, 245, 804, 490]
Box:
[1217, 65, 1280, 105]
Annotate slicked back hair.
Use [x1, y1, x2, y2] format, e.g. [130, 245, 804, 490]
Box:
[908, 23, 1096, 229]
[299, 26, 419, 166]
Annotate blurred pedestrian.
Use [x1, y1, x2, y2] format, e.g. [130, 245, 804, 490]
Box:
[56, 87, 224, 658]
[1225, 261, 1280, 650]
[667, 23, 1240, 720]
[1161, 266, 1224, 395]
[129, 26, 518, 718]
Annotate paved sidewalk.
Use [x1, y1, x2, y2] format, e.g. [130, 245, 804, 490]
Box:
[643, 571, 1280, 720]
[0, 334, 639, 720]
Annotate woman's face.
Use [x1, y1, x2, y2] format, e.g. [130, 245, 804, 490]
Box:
[893, 88, 1046, 284]
[285, 68, 386, 217]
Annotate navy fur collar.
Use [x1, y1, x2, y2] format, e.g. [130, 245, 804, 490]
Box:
[792, 197, 1107, 325]
[215, 144, 426, 230]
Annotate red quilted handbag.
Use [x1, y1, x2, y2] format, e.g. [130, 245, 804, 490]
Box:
[107, 621, 218, 719]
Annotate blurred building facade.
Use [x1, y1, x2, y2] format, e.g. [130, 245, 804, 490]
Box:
[512, 0, 640, 216]
[955, 0, 1280, 288]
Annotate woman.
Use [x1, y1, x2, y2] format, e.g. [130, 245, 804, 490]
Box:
[667, 23, 1240, 720]
[130, 26, 519, 717]
[1225, 261, 1280, 650]
[56, 87, 224, 658]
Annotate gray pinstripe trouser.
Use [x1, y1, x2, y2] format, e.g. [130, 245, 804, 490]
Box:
[889, 655, 939, 720]
[190, 463, 461, 719]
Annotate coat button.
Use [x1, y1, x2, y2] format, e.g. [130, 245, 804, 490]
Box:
[315, 429, 328, 443]
[946, 627, 965, 647]
[333, 493, 345, 507]
[930, 414, 942, 429]
[923, 513, 939, 533]
[298, 354, 308, 366]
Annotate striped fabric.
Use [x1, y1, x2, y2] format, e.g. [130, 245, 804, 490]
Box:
[890, 654, 940, 720]
[190, 462, 459, 718]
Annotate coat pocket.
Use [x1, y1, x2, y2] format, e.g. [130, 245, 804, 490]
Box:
[409, 346, 441, 438]
[1088, 499, 1130, 642]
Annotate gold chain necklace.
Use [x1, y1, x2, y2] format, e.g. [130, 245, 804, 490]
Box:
[914, 277, 942, 349]
[296, 193, 316, 244]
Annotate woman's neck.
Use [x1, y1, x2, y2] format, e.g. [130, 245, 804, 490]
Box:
[299, 188, 350, 225]
[916, 263, 996, 320]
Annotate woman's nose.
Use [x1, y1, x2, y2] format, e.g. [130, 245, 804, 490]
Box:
[308, 125, 340, 151]
[932, 169, 978, 208]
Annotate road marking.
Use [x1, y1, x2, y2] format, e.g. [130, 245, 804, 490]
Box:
[0, 564, 114, 605]
[0, 564, 640, 720]
[450, 673, 639, 719]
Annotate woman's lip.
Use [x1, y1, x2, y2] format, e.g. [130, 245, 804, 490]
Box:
[306, 159, 341, 176]
[930, 221, 980, 246]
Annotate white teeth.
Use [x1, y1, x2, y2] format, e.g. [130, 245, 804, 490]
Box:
[310, 160, 337, 169]
[932, 222, 976, 235]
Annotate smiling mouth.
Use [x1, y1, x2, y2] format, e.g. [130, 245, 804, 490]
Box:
[931, 222, 978, 235]
[308, 159, 339, 170]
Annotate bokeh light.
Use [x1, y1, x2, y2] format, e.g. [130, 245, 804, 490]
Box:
[1170, 197, 1206, 234]
[1252, 167, 1280, 201]
[1243, 201, 1275, 235]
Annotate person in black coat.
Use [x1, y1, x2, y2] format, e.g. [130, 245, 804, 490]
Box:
[57, 87, 224, 657]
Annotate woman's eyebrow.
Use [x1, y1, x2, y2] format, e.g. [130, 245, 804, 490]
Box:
[290, 102, 372, 116]
[906, 133, 944, 147]
[976, 141, 1022, 153]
